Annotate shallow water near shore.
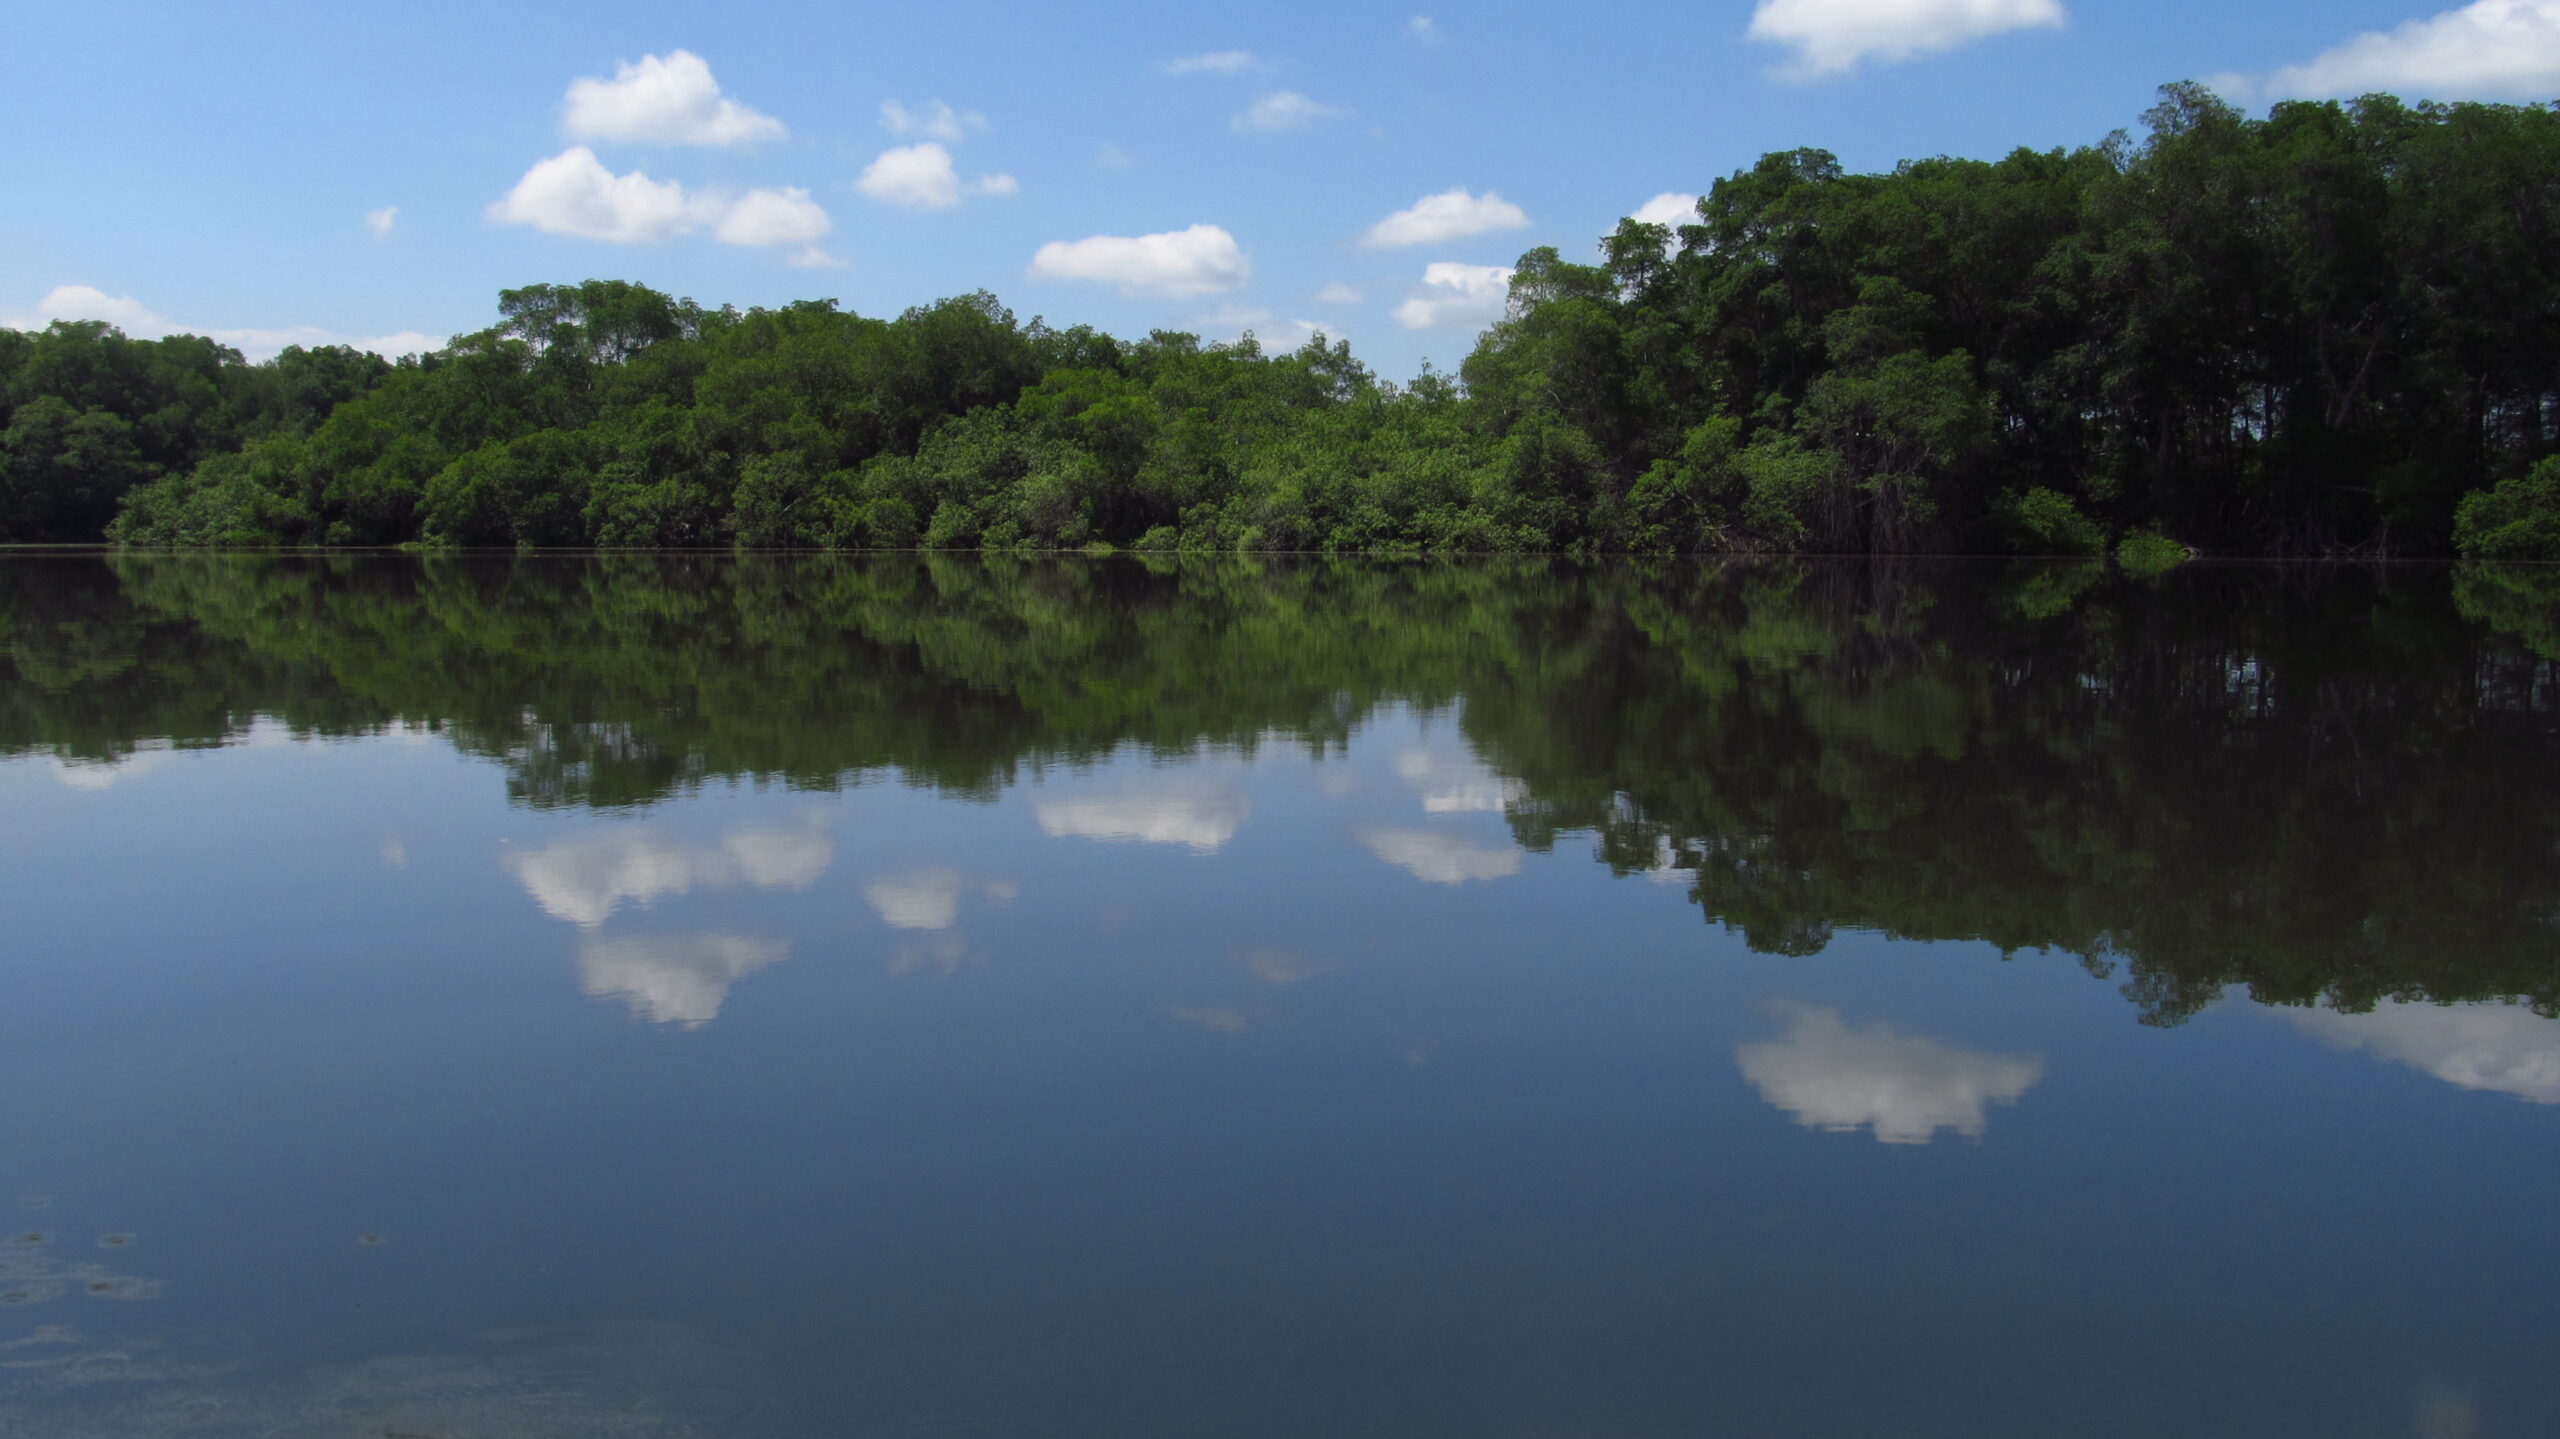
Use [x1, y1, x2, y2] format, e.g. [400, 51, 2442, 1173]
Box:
[3, 552, 2557, 1437]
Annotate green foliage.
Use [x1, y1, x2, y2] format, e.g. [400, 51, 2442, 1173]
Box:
[2453, 563, 2560, 659]
[2452, 457, 2560, 561]
[1994, 486, 2106, 556]
[8, 86, 2558, 553]
[2115, 529, 2189, 574]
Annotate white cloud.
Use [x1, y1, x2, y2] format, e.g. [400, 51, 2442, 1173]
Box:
[363, 206, 397, 240]
[714, 185, 831, 248]
[1160, 50, 1260, 76]
[1168, 1005, 1252, 1032]
[862, 868, 1018, 931]
[2261, 0, 2560, 101]
[494, 151, 843, 255]
[1096, 142, 1134, 170]
[1392, 262, 1512, 330]
[563, 50, 784, 146]
[1737, 1004, 2045, 1144]
[856, 143, 1018, 210]
[1631, 192, 1700, 228]
[8, 285, 442, 362]
[1746, 0, 2066, 78]
[19, 284, 165, 333]
[489, 146, 714, 243]
[1234, 90, 1347, 132]
[578, 933, 789, 1028]
[1409, 16, 1444, 43]
[1315, 281, 1362, 304]
[1395, 746, 1526, 813]
[1036, 782, 1250, 851]
[504, 825, 832, 928]
[2286, 1001, 2560, 1104]
[1030, 224, 1251, 298]
[880, 98, 989, 141]
[1360, 827, 1521, 884]
[1361, 187, 1530, 248]
[354, 330, 447, 358]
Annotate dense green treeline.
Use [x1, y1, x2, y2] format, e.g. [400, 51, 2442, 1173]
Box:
[5, 86, 2559, 556]
[0, 323, 386, 543]
[7, 553, 2557, 1023]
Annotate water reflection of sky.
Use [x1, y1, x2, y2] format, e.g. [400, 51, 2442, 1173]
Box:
[3, 703, 2558, 1438]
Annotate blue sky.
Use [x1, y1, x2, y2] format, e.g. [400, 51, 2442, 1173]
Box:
[5, 0, 2555, 379]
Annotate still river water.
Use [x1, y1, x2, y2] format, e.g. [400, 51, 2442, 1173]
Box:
[2, 553, 2558, 1437]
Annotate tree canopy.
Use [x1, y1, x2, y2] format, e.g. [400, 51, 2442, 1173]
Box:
[3, 88, 2556, 556]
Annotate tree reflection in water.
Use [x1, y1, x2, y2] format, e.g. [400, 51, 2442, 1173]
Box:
[6, 552, 2556, 1026]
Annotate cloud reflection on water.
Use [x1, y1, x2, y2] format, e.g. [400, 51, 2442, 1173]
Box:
[1034, 782, 1247, 851]
[1737, 1004, 2045, 1144]
[575, 933, 791, 1028]
[2285, 1000, 2560, 1104]
[1393, 745, 1525, 813]
[1359, 827, 1521, 884]
[506, 824, 832, 927]
[862, 868, 1020, 931]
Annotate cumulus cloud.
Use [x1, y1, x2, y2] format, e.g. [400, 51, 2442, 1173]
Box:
[1161, 50, 1261, 76]
[577, 933, 790, 1028]
[1035, 781, 1250, 850]
[1030, 224, 1251, 297]
[1409, 16, 1444, 43]
[1315, 281, 1362, 304]
[1747, 0, 2066, 78]
[1096, 142, 1135, 170]
[713, 185, 832, 253]
[563, 50, 785, 146]
[862, 868, 1019, 931]
[505, 825, 832, 928]
[2259, 0, 2560, 101]
[1630, 192, 1700, 228]
[1360, 827, 1521, 884]
[18, 284, 165, 333]
[8, 285, 442, 362]
[1361, 187, 1530, 248]
[1395, 746, 1526, 813]
[856, 142, 1018, 210]
[1234, 90, 1347, 132]
[1392, 262, 1512, 329]
[489, 146, 714, 242]
[363, 206, 397, 239]
[493, 150, 845, 260]
[1737, 1004, 2045, 1143]
[2286, 1001, 2560, 1103]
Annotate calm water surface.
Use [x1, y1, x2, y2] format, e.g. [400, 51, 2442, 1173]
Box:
[3, 554, 2557, 1437]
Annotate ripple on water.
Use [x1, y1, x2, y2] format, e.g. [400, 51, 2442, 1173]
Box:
[78, 1277, 162, 1301]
